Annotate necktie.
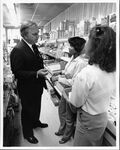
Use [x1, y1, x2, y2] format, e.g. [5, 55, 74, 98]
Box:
[32, 44, 40, 58]
[32, 44, 44, 68]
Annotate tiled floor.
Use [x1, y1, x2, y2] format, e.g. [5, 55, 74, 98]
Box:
[18, 89, 74, 147]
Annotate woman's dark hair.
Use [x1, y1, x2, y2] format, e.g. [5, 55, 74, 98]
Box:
[68, 36, 86, 54]
[88, 25, 116, 72]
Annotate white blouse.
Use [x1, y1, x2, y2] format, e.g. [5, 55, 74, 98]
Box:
[69, 65, 116, 115]
[58, 55, 88, 86]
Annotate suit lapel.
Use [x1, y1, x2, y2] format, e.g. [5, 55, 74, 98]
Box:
[20, 40, 43, 67]
[21, 39, 35, 56]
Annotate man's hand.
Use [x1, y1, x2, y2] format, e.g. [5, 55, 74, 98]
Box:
[37, 69, 48, 78]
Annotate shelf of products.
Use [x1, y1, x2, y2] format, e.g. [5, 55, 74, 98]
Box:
[3, 62, 20, 146]
[44, 59, 67, 104]
[38, 37, 71, 64]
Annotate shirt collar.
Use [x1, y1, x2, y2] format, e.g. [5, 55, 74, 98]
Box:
[22, 38, 33, 50]
[74, 55, 88, 62]
[71, 55, 80, 62]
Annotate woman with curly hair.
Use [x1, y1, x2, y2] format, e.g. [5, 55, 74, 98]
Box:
[69, 25, 116, 146]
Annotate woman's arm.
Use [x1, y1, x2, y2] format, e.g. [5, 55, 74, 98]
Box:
[69, 70, 89, 107]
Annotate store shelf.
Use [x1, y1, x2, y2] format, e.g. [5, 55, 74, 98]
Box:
[47, 39, 57, 44]
[39, 48, 56, 58]
[39, 47, 70, 63]
[57, 38, 68, 42]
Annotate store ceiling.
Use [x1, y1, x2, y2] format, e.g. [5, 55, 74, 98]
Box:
[3, 3, 73, 29]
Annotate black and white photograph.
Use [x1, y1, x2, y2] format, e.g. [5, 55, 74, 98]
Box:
[0, 0, 119, 149]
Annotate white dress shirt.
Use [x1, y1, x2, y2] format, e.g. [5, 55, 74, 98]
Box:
[69, 65, 116, 115]
[58, 55, 88, 86]
[22, 38, 34, 53]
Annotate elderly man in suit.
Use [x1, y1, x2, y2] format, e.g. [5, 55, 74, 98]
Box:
[10, 21, 48, 144]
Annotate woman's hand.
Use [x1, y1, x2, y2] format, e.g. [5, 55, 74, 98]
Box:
[51, 76, 59, 82]
[65, 74, 72, 79]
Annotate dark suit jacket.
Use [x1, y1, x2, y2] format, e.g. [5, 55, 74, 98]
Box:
[10, 39, 47, 98]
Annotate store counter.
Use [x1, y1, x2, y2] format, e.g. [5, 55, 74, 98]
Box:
[103, 120, 116, 146]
